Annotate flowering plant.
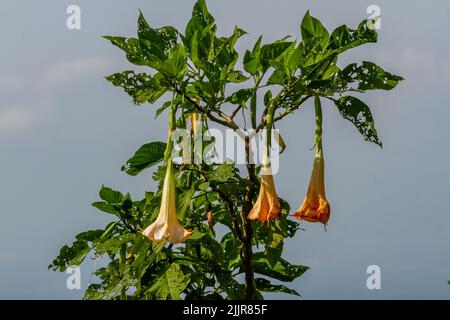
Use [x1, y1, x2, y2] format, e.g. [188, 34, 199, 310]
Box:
[50, 0, 402, 299]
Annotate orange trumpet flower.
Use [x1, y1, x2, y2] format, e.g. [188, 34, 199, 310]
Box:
[292, 154, 330, 225]
[248, 152, 281, 223]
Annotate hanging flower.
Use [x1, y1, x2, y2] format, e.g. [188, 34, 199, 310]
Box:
[292, 154, 330, 224]
[248, 152, 281, 223]
[293, 96, 330, 225]
[142, 162, 192, 243]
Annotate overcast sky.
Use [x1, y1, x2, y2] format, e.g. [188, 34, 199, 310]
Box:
[1, 0, 449, 299]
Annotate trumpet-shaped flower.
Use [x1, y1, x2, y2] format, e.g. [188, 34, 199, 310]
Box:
[143, 163, 192, 243]
[248, 153, 281, 223]
[292, 154, 330, 225]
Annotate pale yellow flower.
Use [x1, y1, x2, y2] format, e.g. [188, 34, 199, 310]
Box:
[142, 163, 192, 243]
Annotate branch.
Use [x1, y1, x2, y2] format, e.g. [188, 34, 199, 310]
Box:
[187, 166, 244, 242]
[169, 81, 239, 131]
[231, 104, 243, 119]
[211, 184, 244, 242]
[273, 95, 312, 123]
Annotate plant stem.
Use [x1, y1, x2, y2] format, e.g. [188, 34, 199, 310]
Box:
[213, 185, 244, 242]
[242, 135, 256, 300]
[314, 96, 324, 158]
[250, 90, 257, 129]
[119, 244, 127, 300]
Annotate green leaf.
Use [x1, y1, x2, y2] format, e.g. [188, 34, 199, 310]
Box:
[215, 28, 244, 70]
[264, 90, 273, 106]
[105, 36, 166, 71]
[104, 36, 148, 66]
[301, 11, 329, 40]
[99, 186, 123, 204]
[207, 164, 235, 182]
[92, 202, 117, 215]
[250, 252, 309, 282]
[267, 69, 287, 85]
[226, 88, 253, 105]
[299, 19, 377, 71]
[340, 61, 403, 91]
[220, 233, 240, 269]
[106, 13, 181, 75]
[155, 101, 172, 119]
[265, 224, 284, 267]
[300, 11, 329, 52]
[109, 11, 177, 71]
[260, 42, 293, 71]
[95, 234, 135, 256]
[122, 141, 167, 176]
[106, 71, 168, 105]
[322, 64, 340, 80]
[161, 44, 187, 78]
[229, 26, 247, 47]
[75, 230, 105, 242]
[334, 96, 382, 147]
[49, 242, 90, 272]
[227, 71, 249, 83]
[137, 12, 178, 52]
[255, 278, 300, 296]
[146, 263, 191, 299]
[177, 186, 196, 220]
[48, 229, 105, 271]
[184, 0, 215, 43]
[329, 20, 377, 54]
[243, 36, 262, 75]
[198, 181, 210, 191]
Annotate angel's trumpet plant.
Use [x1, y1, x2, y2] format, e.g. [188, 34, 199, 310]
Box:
[143, 106, 192, 243]
[293, 97, 330, 225]
[248, 103, 281, 223]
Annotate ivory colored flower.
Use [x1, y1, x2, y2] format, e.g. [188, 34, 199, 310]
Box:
[292, 154, 330, 225]
[142, 163, 192, 243]
[248, 154, 281, 223]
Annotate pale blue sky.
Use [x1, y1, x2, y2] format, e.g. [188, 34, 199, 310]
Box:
[0, 0, 449, 299]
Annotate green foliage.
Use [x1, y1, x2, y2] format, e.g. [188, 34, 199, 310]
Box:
[250, 253, 308, 282]
[333, 96, 382, 147]
[51, 0, 402, 300]
[121, 141, 166, 176]
[106, 71, 168, 105]
[146, 263, 191, 299]
[255, 278, 300, 296]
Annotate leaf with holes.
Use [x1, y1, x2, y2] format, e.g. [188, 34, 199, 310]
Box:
[255, 278, 300, 296]
[340, 61, 404, 91]
[334, 96, 382, 147]
[106, 71, 168, 104]
[146, 263, 191, 300]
